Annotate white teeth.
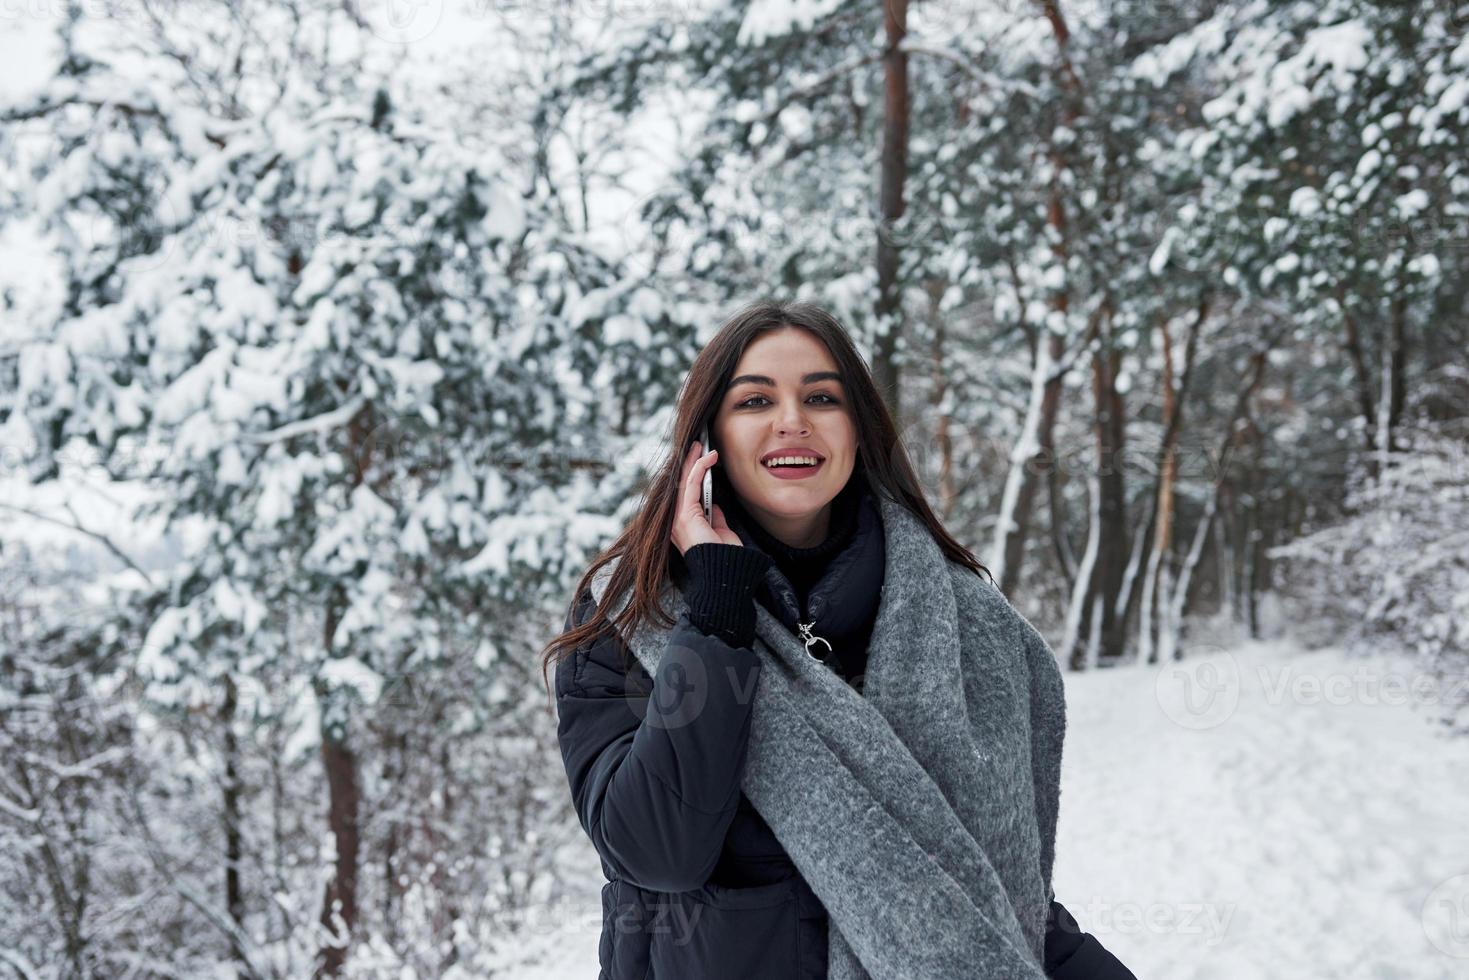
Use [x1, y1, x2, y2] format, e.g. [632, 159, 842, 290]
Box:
[764, 456, 821, 468]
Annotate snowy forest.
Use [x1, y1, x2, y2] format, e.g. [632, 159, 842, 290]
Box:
[2, 0, 1467, 976]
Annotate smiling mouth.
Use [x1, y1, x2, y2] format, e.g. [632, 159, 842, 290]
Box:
[762, 458, 825, 479]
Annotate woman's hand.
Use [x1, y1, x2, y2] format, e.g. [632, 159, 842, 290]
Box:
[671, 440, 743, 555]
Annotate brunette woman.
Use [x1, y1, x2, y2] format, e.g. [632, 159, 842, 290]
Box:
[543, 301, 1137, 979]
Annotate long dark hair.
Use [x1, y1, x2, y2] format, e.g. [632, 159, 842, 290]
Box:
[537, 300, 992, 692]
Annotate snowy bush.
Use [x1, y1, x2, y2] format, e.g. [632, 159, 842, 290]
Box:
[1270, 417, 1469, 734]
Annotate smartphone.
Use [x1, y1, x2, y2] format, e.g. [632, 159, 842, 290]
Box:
[699, 424, 713, 521]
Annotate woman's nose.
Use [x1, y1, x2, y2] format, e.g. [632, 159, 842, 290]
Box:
[776, 415, 811, 437]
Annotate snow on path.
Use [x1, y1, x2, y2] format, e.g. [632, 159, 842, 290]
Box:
[1055, 637, 1469, 980]
[516, 637, 1469, 978]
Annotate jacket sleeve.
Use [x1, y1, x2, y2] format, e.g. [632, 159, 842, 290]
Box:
[553, 548, 772, 893]
[1044, 899, 1087, 973]
[1045, 899, 1139, 979]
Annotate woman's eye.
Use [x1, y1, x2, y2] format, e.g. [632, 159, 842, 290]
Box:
[736, 393, 838, 408]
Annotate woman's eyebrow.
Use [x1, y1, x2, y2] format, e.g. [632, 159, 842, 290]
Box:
[728, 371, 843, 388]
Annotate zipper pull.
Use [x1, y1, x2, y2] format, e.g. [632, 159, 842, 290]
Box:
[797, 620, 833, 661]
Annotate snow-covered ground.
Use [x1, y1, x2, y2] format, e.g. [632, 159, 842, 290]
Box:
[514, 636, 1469, 979]
[1055, 637, 1468, 979]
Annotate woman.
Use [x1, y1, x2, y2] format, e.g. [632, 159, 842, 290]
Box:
[543, 302, 1137, 979]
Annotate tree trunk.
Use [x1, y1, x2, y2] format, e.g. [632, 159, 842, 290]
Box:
[382, 728, 407, 947]
[315, 602, 361, 976]
[1047, 456, 1077, 590]
[993, 0, 1083, 598]
[872, 0, 910, 419]
[1388, 282, 1407, 443]
[992, 331, 1065, 596]
[1163, 493, 1217, 661]
[1062, 469, 1101, 669]
[927, 283, 957, 519]
[1337, 282, 1377, 457]
[1139, 317, 1178, 664]
[1377, 329, 1394, 477]
[1138, 299, 1205, 662]
[16, 760, 87, 977]
[1242, 439, 1263, 638]
[223, 674, 248, 972]
[315, 399, 374, 976]
[1216, 482, 1236, 621]
[1084, 313, 1130, 661]
[1113, 512, 1148, 638]
[436, 741, 463, 970]
[316, 709, 361, 978]
[1064, 307, 1131, 667]
[1084, 594, 1104, 670]
[1215, 349, 1273, 637]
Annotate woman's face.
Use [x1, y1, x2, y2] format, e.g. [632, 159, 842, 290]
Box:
[711, 326, 857, 547]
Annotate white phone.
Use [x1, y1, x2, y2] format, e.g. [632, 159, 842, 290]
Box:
[699, 424, 713, 521]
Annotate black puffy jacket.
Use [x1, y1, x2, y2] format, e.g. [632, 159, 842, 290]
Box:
[553, 482, 1137, 979]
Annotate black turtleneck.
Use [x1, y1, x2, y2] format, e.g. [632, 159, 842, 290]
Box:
[680, 477, 864, 649]
[725, 476, 862, 613]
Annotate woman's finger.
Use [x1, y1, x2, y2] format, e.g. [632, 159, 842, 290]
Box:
[679, 443, 714, 517]
[677, 440, 701, 504]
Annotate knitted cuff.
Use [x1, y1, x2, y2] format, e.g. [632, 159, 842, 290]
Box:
[683, 543, 773, 649]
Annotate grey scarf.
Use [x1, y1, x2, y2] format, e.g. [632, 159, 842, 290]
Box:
[589, 491, 1066, 979]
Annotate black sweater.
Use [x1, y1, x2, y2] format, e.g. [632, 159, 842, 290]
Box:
[680, 476, 865, 674]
